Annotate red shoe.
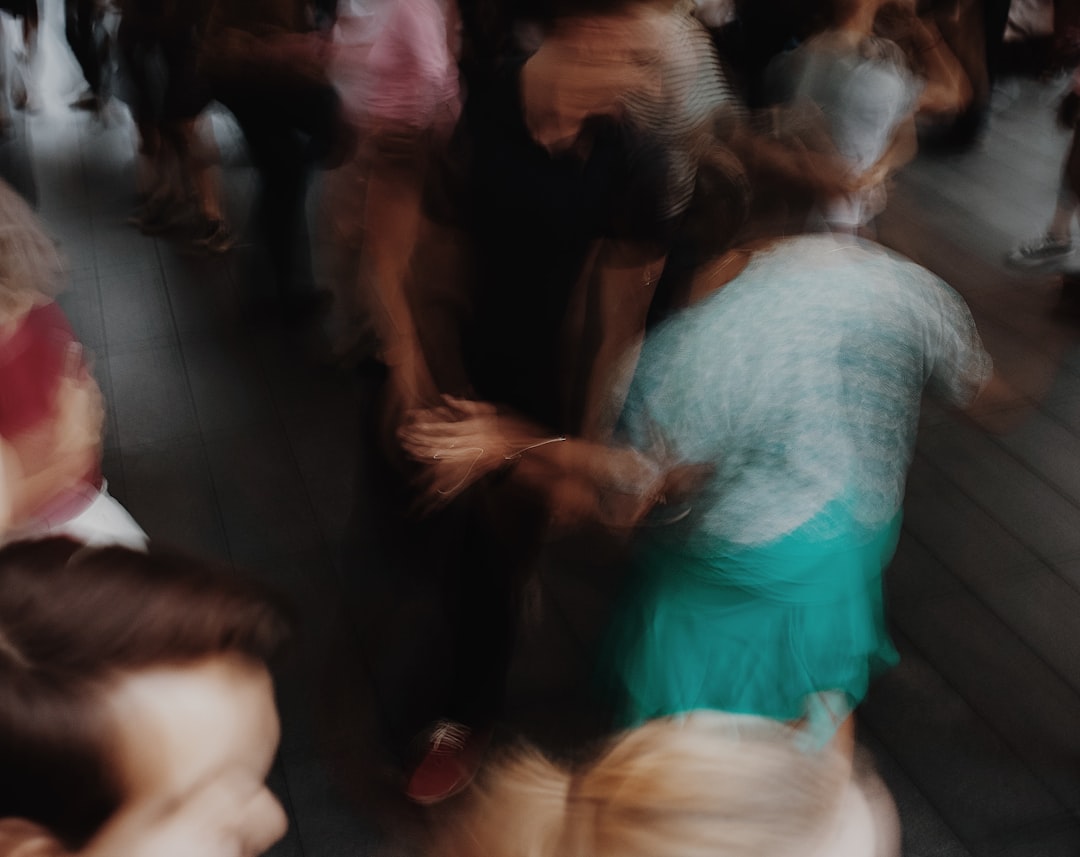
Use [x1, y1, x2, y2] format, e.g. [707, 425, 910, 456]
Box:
[405, 720, 489, 805]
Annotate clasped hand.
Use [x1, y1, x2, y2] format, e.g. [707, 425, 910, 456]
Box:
[399, 397, 546, 509]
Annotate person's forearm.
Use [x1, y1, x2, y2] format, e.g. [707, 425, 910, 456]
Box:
[932, 0, 989, 105]
[916, 22, 973, 115]
[963, 371, 1025, 434]
[529, 436, 647, 485]
[509, 434, 660, 525]
[578, 244, 663, 441]
[407, 220, 474, 397]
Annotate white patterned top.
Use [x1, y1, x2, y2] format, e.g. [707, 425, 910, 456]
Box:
[619, 234, 992, 546]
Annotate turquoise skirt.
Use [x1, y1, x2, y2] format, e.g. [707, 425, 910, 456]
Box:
[603, 500, 902, 736]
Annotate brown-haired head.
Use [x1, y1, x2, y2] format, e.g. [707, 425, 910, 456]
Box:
[0, 538, 294, 852]
[706, 109, 858, 248]
[678, 144, 753, 265]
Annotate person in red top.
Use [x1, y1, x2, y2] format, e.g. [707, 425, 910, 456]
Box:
[0, 179, 146, 549]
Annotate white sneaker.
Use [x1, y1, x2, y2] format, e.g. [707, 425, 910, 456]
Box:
[1006, 234, 1075, 267]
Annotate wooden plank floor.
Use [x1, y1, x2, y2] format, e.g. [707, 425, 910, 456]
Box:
[3, 10, 1079, 849]
[870, 76, 1080, 856]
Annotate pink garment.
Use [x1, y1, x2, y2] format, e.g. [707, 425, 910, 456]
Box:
[0, 301, 102, 523]
[331, 4, 380, 125]
[365, 0, 459, 128]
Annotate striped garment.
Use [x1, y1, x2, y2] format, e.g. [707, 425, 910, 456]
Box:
[522, 3, 742, 222]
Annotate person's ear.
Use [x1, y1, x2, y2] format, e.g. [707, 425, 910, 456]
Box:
[0, 819, 71, 857]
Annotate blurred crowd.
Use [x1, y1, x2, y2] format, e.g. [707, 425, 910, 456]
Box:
[0, 0, 1075, 854]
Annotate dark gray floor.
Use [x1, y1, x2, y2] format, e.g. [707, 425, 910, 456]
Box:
[4, 65, 1080, 856]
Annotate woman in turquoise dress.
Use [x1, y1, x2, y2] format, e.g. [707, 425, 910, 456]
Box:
[401, 232, 998, 746]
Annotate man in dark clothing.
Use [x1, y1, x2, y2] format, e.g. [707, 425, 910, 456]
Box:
[200, 0, 342, 312]
[65, 0, 110, 110]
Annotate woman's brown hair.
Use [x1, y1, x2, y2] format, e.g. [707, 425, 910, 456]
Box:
[0, 538, 294, 851]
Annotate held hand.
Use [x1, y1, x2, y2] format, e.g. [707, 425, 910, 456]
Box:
[54, 369, 105, 462]
[594, 454, 713, 530]
[399, 398, 549, 508]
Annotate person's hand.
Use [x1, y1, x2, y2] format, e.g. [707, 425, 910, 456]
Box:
[399, 398, 547, 509]
[594, 453, 715, 530]
[53, 367, 105, 464]
[856, 159, 891, 191]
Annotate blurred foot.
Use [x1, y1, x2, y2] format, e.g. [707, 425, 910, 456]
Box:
[129, 197, 190, 236]
[193, 218, 236, 254]
[405, 721, 489, 805]
[1007, 234, 1075, 268]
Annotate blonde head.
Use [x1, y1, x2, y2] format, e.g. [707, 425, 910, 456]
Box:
[437, 713, 854, 857]
[0, 180, 65, 320]
[439, 746, 574, 857]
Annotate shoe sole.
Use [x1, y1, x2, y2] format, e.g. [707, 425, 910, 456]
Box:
[1005, 252, 1075, 269]
[196, 240, 236, 254]
[192, 236, 238, 254]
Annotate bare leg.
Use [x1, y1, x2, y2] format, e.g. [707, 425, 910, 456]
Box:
[364, 148, 436, 407]
[320, 142, 373, 358]
[182, 116, 225, 224]
[831, 714, 857, 767]
[135, 131, 186, 233]
[131, 120, 165, 209]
